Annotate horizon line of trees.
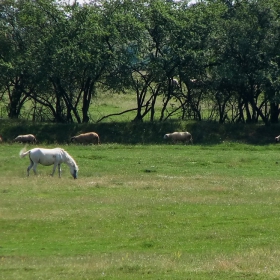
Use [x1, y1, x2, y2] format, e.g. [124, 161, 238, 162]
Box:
[1, 0, 280, 124]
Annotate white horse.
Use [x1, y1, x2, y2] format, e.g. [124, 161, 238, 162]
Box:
[19, 147, 78, 179]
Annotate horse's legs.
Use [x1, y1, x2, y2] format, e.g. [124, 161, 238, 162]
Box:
[58, 164, 61, 178]
[52, 162, 57, 176]
[32, 162, 38, 175]
[27, 160, 34, 176]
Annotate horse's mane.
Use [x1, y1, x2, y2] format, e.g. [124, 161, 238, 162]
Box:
[63, 149, 79, 170]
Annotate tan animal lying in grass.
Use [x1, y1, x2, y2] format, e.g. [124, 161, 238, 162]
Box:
[71, 132, 100, 145]
[163, 132, 193, 144]
[14, 134, 37, 144]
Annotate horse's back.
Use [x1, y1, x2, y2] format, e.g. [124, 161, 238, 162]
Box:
[29, 147, 63, 165]
[31, 147, 62, 154]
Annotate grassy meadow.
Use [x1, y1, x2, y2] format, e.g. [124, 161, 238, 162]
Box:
[1, 142, 280, 279]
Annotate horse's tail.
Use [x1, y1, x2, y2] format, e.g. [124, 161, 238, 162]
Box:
[19, 146, 30, 158]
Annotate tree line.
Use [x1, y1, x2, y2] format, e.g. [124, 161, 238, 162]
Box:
[1, 0, 280, 124]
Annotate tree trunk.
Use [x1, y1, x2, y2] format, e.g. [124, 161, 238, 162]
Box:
[8, 77, 26, 119]
[270, 102, 279, 123]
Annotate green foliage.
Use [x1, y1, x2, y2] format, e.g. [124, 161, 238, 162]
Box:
[1, 143, 280, 279]
[2, 0, 280, 123]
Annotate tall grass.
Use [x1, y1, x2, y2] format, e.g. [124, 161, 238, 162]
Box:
[1, 143, 280, 279]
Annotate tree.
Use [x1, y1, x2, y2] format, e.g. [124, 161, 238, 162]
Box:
[0, 0, 37, 119]
[207, 0, 280, 123]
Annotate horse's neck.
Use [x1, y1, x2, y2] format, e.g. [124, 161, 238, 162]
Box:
[63, 151, 75, 168]
[63, 152, 70, 163]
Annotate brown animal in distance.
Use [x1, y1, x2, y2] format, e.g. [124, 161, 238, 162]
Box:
[14, 134, 37, 144]
[163, 132, 193, 144]
[71, 132, 100, 145]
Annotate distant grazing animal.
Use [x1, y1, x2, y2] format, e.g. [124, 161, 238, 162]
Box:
[14, 134, 37, 144]
[164, 132, 193, 144]
[275, 135, 280, 143]
[19, 147, 78, 179]
[0, 135, 2, 143]
[171, 78, 179, 88]
[71, 132, 100, 145]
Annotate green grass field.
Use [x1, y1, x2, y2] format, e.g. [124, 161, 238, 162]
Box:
[1, 142, 280, 279]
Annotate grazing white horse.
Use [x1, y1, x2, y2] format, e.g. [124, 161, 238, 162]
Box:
[19, 147, 78, 179]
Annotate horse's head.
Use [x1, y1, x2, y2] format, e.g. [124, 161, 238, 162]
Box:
[69, 165, 78, 179]
[64, 150, 78, 179]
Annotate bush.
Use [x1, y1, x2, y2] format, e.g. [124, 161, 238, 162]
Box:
[0, 119, 279, 145]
